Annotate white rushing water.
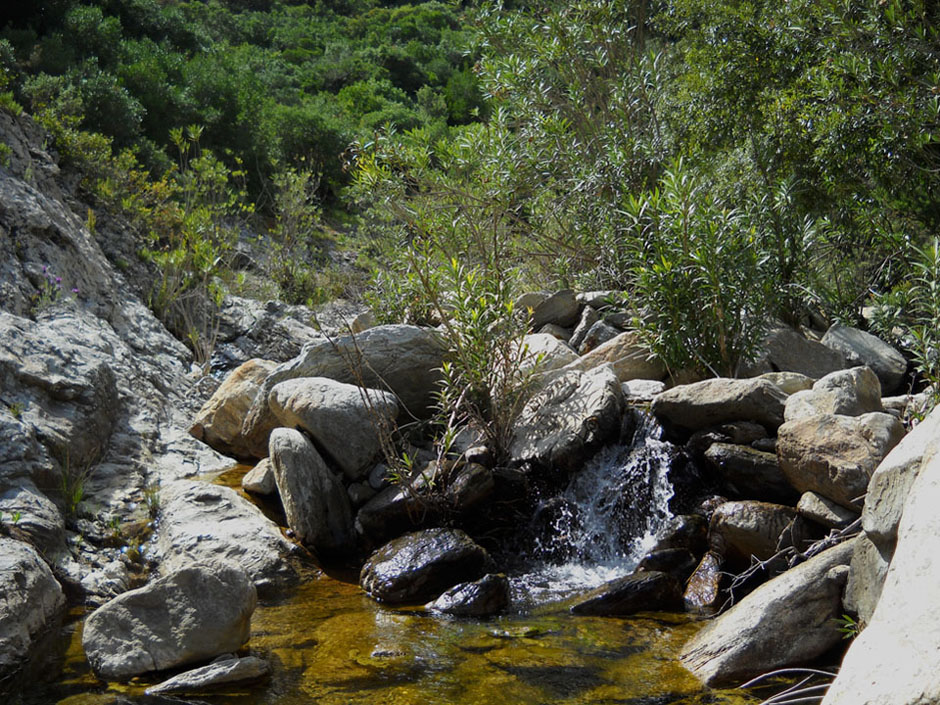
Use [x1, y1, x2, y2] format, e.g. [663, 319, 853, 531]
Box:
[511, 411, 677, 607]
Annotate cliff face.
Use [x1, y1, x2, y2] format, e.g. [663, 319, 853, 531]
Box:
[0, 109, 232, 681]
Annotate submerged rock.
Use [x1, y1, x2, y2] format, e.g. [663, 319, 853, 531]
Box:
[569, 571, 683, 616]
[145, 654, 270, 695]
[360, 528, 488, 604]
[82, 562, 256, 680]
[681, 540, 855, 687]
[426, 573, 511, 617]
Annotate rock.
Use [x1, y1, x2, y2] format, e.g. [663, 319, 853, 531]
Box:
[242, 457, 276, 496]
[651, 514, 708, 555]
[704, 443, 799, 504]
[426, 573, 511, 617]
[708, 501, 797, 566]
[750, 326, 847, 379]
[563, 331, 665, 382]
[350, 310, 375, 335]
[347, 482, 376, 507]
[684, 551, 725, 615]
[821, 447, 940, 705]
[0, 483, 65, 554]
[519, 333, 579, 374]
[189, 359, 277, 460]
[622, 379, 667, 402]
[652, 378, 788, 434]
[213, 296, 325, 367]
[843, 531, 891, 626]
[269, 377, 398, 481]
[510, 364, 624, 472]
[155, 480, 299, 593]
[821, 323, 907, 394]
[569, 571, 683, 615]
[0, 538, 66, 682]
[688, 421, 768, 454]
[569, 306, 600, 350]
[360, 528, 488, 604]
[758, 371, 815, 395]
[78, 560, 129, 607]
[530, 289, 580, 329]
[778, 412, 906, 510]
[447, 462, 495, 512]
[269, 428, 355, 558]
[577, 320, 620, 354]
[680, 540, 855, 687]
[146, 654, 270, 695]
[241, 325, 446, 455]
[637, 548, 699, 581]
[537, 323, 571, 341]
[355, 465, 442, 547]
[784, 366, 883, 421]
[576, 290, 620, 308]
[796, 491, 858, 530]
[515, 291, 549, 316]
[82, 562, 256, 680]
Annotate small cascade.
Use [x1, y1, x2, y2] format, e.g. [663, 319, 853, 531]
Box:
[510, 408, 680, 607]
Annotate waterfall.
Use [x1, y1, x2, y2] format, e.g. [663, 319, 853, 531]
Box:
[510, 409, 678, 607]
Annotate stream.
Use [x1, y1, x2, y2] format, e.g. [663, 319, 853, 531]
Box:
[25, 413, 764, 705]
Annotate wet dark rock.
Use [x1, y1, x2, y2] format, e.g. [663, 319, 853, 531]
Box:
[650, 514, 708, 556]
[683, 551, 725, 615]
[637, 548, 698, 581]
[704, 442, 799, 504]
[82, 562, 256, 680]
[426, 573, 511, 617]
[569, 571, 683, 615]
[145, 654, 270, 695]
[447, 462, 495, 512]
[355, 467, 443, 549]
[360, 528, 488, 604]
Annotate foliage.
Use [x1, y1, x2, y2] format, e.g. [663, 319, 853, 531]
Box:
[268, 165, 325, 305]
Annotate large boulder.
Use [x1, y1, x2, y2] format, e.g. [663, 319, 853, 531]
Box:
[529, 289, 580, 329]
[822, 445, 940, 705]
[269, 428, 355, 558]
[569, 571, 683, 615]
[268, 377, 398, 481]
[652, 378, 788, 434]
[562, 331, 665, 382]
[82, 562, 256, 680]
[704, 443, 799, 504]
[241, 325, 446, 455]
[680, 540, 855, 687]
[0, 537, 66, 682]
[154, 480, 300, 593]
[510, 364, 624, 472]
[519, 333, 579, 374]
[783, 366, 883, 421]
[778, 412, 905, 511]
[821, 323, 907, 394]
[360, 528, 488, 604]
[189, 359, 277, 460]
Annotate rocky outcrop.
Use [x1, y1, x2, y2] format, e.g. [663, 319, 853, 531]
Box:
[269, 377, 398, 480]
[783, 366, 883, 421]
[426, 573, 511, 617]
[241, 324, 446, 455]
[569, 571, 683, 615]
[154, 480, 300, 593]
[822, 446, 940, 705]
[821, 323, 907, 394]
[146, 654, 270, 695]
[82, 562, 256, 680]
[269, 428, 355, 558]
[778, 412, 905, 510]
[0, 537, 66, 683]
[360, 528, 488, 604]
[189, 359, 277, 460]
[681, 540, 855, 687]
[652, 378, 788, 434]
[510, 364, 624, 472]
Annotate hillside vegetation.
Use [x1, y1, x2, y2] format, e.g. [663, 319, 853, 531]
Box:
[2, 0, 939, 384]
